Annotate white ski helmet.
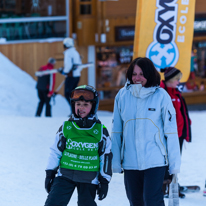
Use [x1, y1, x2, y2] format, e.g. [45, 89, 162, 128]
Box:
[63, 37, 74, 48]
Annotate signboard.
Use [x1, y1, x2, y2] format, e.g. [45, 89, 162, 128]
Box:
[133, 0, 196, 82]
[115, 26, 135, 41]
[194, 14, 206, 36]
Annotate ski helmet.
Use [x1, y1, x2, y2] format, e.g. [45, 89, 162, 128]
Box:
[63, 37, 74, 48]
[70, 85, 99, 116]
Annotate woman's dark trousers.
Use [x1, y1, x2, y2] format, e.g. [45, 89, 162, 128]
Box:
[124, 166, 166, 206]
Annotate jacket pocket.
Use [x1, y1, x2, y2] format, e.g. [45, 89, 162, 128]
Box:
[120, 134, 125, 164]
[154, 132, 168, 164]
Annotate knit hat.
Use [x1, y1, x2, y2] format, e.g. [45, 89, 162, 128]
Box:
[160, 67, 181, 82]
[48, 57, 56, 65]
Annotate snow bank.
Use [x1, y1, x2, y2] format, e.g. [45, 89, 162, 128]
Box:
[0, 52, 69, 116]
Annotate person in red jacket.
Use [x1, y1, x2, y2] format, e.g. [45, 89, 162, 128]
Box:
[35, 57, 56, 117]
[160, 66, 192, 198]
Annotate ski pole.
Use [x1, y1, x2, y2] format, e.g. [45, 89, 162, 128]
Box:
[55, 79, 65, 94]
[203, 180, 206, 196]
[52, 79, 65, 105]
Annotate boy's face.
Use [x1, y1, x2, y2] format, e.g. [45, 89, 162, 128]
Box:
[75, 101, 92, 118]
[166, 76, 181, 88]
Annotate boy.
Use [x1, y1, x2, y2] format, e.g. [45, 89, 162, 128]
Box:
[160, 67, 191, 199]
[44, 85, 112, 206]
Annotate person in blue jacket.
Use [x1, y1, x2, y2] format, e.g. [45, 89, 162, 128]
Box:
[111, 57, 181, 206]
[44, 85, 112, 206]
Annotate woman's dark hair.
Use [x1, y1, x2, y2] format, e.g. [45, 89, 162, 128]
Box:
[126, 57, 160, 87]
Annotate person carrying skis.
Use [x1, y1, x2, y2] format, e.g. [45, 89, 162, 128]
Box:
[35, 57, 56, 117]
[44, 85, 113, 206]
[160, 67, 192, 198]
[112, 57, 181, 206]
[58, 37, 82, 115]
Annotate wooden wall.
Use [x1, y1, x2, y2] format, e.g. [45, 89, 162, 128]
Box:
[0, 41, 88, 95]
[73, 0, 97, 46]
[105, 0, 137, 17]
[95, 0, 136, 46]
[195, 0, 206, 14]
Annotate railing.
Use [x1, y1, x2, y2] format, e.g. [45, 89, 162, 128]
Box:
[0, 0, 69, 42]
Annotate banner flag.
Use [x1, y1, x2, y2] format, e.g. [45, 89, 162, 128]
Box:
[133, 0, 196, 82]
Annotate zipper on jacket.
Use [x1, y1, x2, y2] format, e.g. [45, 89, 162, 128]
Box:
[164, 155, 167, 164]
[105, 156, 108, 173]
[155, 132, 168, 165]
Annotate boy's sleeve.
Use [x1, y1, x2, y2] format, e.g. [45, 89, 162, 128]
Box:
[98, 125, 113, 184]
[46, 124, 66, 170]
[111, 94, 123, 173]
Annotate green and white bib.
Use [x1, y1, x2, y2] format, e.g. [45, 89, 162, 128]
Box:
[60, 121, 102, 172]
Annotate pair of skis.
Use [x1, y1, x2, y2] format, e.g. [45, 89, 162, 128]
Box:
[164, 185, 201, 199]
[35, 63, 93, 77]
[35, 62, 94, 102]
[179, 185, 200, 193]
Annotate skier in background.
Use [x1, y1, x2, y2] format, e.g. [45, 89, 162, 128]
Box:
[58, 37, 82, 115]
[35, 57, 56, 117]
[44, 85, 112, 206]
[160, 67, 192, 198]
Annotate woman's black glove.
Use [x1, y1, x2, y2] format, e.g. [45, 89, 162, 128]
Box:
[45, 170, 57, 193]
[97, 183, 108, 200]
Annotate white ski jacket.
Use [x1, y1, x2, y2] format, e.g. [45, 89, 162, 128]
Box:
[63, 47, 82, 77]
[111, 82, 181, 175]
[46, 115, 112, 185]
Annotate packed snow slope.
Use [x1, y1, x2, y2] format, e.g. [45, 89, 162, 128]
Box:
[0, 52, 69, 116]
[0, 52, 206, 205]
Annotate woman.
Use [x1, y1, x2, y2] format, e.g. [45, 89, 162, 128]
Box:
[111, 57, 181, 206]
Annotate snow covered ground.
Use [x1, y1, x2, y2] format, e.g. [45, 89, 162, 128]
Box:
[0, 52, 206, 205]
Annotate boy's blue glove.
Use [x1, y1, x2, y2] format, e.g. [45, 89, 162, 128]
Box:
[97, 183, 108, 200]
[45, 170, 57, 193]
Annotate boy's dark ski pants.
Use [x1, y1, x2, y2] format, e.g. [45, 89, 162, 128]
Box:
[44, 176, 97, 206]
[124, 166, 166, 206]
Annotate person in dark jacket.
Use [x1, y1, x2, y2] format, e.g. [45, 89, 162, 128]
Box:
[160, 67, 192, 198]
[35, 57, 56, 117]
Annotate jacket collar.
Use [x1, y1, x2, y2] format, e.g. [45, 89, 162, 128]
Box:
[160, 80, 180, 94]
[68, 114, 100, 128]
[64, 47, 75, 54]
[125, 79, 159, 99]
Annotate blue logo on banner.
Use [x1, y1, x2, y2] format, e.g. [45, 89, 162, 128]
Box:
[148, 42, 177, 69]
[146, 0, 179, 71]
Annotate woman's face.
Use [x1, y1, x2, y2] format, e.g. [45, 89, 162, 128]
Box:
[132, 65, 147, 86]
